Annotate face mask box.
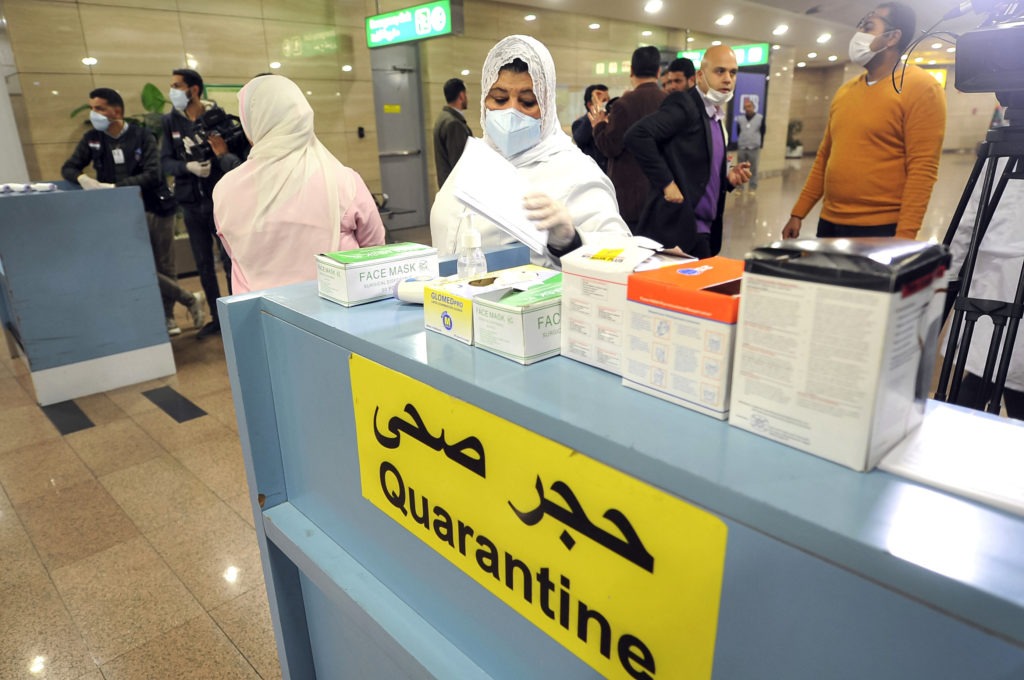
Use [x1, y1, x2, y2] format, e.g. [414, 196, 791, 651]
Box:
[623, 257, 744, 420]
[728, 239, 950, 472]
[472, 274, 563, 364]
[316, 243, 438, 307]
[560, 241, 695, 375]
[424, 265, 554, 345]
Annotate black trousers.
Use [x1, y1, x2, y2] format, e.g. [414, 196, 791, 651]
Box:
[816, 218, 897, 238]
[182, 201, 231, 321]
[955, 372, 1024, 420]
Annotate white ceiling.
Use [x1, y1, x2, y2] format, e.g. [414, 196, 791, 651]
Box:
[496, 0, 982, 68]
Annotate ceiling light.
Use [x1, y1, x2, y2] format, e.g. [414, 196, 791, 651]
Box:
[51, 89, 59, 95]
[827, 55, 837, 61]
[687, 37, 695, 42]
[460, 69, 470, 75]
[900, 54, 908, 61]
[772, 44, 781, 50]
[186, 58, 199, 69]
[914, 57, 924, 63]
[711, 40, 722, 46]
[641, 30, 653, 37]
[588, 23, 600, 30]
[269, 61, 281, 69]
[81, 57, 97, 66]
[931, 42, 943, 49]
[928, 59, 936, 65]
[524, 14, 536, 21]
[306, 90, 313, 95]
[797, 61, 807, 68]
[816, 33, 831, 44]
[772, 24, 788, 36]
[643, 0, 663, 13]
[775, 72, 781, 77]
[782, 66, 788, 71]
[946, 47, 956, 53]
[807, 52, 817, 58]
[715, 14, 734, 26]
[342, 64, 353, 72]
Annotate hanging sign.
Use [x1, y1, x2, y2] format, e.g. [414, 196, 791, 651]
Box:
[366, 0, 464, 49]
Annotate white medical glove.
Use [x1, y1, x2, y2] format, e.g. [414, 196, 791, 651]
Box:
[77, 174, 102, 190]
[523, 191, 575, 249]
[186, 160, 211, 178]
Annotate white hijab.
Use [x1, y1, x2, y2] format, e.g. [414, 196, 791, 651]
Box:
[479, 35, 577, 167]
[217, 75, 356, 253]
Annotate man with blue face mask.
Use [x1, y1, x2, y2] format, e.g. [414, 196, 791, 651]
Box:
[161, 68, 247, 339]
[62, 87, 206, 337]
[782, 2, 945, 240]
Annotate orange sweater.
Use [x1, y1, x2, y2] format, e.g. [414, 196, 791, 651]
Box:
[791, 65, 946, 239]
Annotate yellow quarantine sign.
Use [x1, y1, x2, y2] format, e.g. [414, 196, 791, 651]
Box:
[350, 354, 727, 680]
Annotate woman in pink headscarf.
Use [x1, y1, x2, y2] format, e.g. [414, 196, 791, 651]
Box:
[213, 75, 385, 294]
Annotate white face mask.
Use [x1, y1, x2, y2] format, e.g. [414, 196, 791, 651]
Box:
[485, 107, 542, 157]
[89, 110, 110, 132]
[168, 88, 190, 111]
[699, 72, 734, 106]
[849, 31, 883, 67]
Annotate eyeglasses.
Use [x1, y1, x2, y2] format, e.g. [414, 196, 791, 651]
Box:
[856, 12, 895, 32]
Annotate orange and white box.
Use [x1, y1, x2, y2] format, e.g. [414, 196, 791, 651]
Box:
[623, 257, 744, 419]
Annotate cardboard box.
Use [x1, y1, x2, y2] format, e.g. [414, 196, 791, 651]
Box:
[316, 243, 438, 307]
[561, 242, 694, 375]
[473, 274, 563, 364]
[728, 238, 950, 471]
[623, 257, 744, 419]
[424, 265, 553, 345]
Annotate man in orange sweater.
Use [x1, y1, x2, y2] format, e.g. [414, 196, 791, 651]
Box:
[782, 2, 945, 240]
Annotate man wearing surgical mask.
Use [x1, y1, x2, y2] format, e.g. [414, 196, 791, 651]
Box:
[626, 45, 752, 258]
[161, 68, 246, 339]
[782, 2, 945, 240]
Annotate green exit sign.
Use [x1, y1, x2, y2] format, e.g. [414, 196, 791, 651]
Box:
[366, 0, 463, 48]
[677, 42, 770, 67]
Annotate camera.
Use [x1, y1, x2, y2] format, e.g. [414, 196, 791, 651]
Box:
[187, 106, 246, 161]
[953, 1, 1024, 121]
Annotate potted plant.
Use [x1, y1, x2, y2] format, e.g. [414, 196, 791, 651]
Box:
[786, 120, 804, 158]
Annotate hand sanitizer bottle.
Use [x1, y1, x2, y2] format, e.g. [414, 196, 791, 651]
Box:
[456, 225, 487, 280]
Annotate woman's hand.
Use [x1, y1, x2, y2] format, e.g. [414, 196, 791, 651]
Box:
[524, 192, 575, 248]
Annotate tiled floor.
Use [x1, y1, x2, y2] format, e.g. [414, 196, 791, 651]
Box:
[0, 153, 980, 679]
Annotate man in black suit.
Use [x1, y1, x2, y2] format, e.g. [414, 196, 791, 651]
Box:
[625, 45, 751, 258]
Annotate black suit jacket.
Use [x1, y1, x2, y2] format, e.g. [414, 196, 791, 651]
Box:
[625, 88, 731, 255]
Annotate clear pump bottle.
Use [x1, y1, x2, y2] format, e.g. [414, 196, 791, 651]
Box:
[456, 226, 487, 280]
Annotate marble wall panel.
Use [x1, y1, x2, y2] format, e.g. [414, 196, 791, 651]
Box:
[78, 5, 185, 76]
[178, 13, 267, 80]
[4, 0, 88, 74]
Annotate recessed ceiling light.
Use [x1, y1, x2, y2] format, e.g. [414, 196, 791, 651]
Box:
[524, 14, 536, 21]
[306, 90, 313, 95]
[342, 64, 353, 72]
[51, 90, 59, 95]
[946, 47, 956, 53]
[81, 57, 97, 66]
[797, 61, 807, 68]
[807, 52, 817, 58]
[643, 0, 663, 13]
[928, 59, 936, 65]
[460, 69, 470, 75]
[816, 33, 831, 44]
[827, 55, 838, 62]
[900, 54, 908, 60]
[186, 58, 199, 69]
[588, 22, 600, 30]
[269, 61, 281, 69]
[715, 14, 734, 26]
[711, 40, 722, 46]
[687, 37, 695, 42]
[772, 24, 788, 36]
[914, 57, 924, 63]
[772, 44, 781, 50]
[931, 42, 943, 49]
[782, 66, 788, 71]
[775, 72, 781, 77]
[641, 30, 653, 37]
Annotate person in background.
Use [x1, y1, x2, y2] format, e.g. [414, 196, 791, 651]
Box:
[433, 77, 472, 189]
[430, 35, 629, 269]
[663, 57, 696, 94]
[162, 68, 247, 339]
[626, 45, 751, 258]
[213, 75, 385, 294]
[571, 83, 609, 172]
[781, 2, 945, 240]
[62, 87, 205, 337]
[591, 46, 667, 233]
[736, 98, 765, 195]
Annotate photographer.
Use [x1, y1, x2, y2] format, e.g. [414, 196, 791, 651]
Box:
[161, 68, 248, 339]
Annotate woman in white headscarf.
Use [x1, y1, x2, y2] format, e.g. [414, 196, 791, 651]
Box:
[213, 75, 385, 294]
[430, 35, 629, 267]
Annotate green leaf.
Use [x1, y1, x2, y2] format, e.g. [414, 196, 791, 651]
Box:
[141, 83, 168, 113]
[70, 103, 90, 118]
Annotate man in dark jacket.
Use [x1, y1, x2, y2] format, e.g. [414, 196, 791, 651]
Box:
[625, 45, 751, 258]
[162, 68, 245, 339]
[433, 78, 472, 189]
[62, 87, 205, 337]
[591, 46, 666, 233]
[571, 84, 609, 173]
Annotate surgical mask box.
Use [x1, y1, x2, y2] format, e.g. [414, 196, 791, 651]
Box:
[560, 241, 695, 375]
[623, 257, 744, 420]
[424, 265, 554, 345]
[316, 243, 438, 307]
[473, 274, 563, 365]
[728, 239, 950, 471]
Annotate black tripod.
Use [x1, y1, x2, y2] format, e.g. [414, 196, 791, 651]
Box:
[933, 115, 1024, 414]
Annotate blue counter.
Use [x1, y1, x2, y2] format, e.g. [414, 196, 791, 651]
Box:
[220, 271, 1024, 679]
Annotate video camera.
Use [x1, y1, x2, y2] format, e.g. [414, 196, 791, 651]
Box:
[187, 106, 246, 161]
[951, 1, 1024, 121]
